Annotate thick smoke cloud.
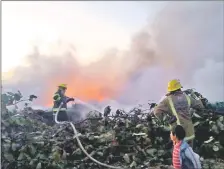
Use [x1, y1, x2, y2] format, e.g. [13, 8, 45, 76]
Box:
[118, 1, 224, 104]
[3, 1, 224, 108]
[3, 30, 159, 107]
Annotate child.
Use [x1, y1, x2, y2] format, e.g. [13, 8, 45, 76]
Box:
[170, 125, 201, 169]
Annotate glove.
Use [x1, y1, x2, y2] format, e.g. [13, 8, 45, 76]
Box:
[149, 103, 157, 109]
[66, 97, 75, 103]
[168, 116, 177, 124]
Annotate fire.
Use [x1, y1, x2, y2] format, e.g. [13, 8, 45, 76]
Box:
[44, 73, 127, 107]
[67, 82, 117, 101]
[2, 50, 132, 107]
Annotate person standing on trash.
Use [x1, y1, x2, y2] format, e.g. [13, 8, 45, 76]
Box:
[153, 79, 204, 147]
[52, 84, 75, 122]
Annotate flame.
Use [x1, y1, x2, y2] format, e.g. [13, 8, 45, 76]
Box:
[44, 72, 127, 106]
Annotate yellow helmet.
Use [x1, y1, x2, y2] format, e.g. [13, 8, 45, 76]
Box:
[58, 84, 67, 89]
[167, 79, 182, 92]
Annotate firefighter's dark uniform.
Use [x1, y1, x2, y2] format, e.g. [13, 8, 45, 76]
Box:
[53, 89, 70, 122]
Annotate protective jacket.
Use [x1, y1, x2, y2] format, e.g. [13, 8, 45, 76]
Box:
[52, 89, 69, 112]
[154, 91, 204, 141]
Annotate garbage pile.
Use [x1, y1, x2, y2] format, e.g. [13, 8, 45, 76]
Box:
[1, 89, 224, 169]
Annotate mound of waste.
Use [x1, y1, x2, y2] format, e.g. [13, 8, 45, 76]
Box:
[1, 89, 224, 169]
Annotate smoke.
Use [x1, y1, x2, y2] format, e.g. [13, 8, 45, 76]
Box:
[119, 1, 224, 103]
[3, 1, 224, 108]
[2, 29, 159, 107]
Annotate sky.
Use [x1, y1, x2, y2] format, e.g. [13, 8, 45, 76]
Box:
[2, 1, 166, 72]
[2, 1, 224, 109]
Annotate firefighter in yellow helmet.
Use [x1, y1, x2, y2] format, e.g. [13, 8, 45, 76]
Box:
[52, 84, 74, 122]
[154, 79, 204, 147]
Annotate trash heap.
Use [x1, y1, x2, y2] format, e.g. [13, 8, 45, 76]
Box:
[1, 89, 224, 169]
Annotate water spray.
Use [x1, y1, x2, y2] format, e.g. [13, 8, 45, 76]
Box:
[74, 98, 103, 113]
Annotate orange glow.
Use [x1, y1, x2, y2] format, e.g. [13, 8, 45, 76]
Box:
[43, 72, 127, 106]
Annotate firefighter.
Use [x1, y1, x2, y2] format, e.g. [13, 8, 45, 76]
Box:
[52, 84, 74, 122]
[153, 79, 204, 147]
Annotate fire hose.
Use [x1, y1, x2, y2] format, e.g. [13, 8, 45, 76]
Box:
[54, 102, 126, 169]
